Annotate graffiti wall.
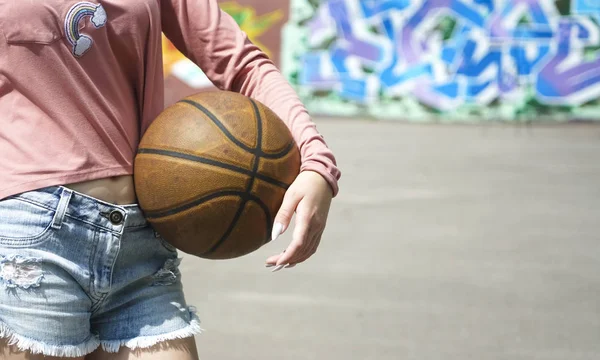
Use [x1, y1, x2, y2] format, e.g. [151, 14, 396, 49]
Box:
[162, 0, 600, 122]
[163, 1, 289, 107]
[281, 0, 600, 121]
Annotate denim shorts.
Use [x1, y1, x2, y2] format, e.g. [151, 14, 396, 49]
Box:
[0, 186, 201, 357]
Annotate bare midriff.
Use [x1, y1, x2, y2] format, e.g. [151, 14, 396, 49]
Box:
[65, 175, 137, 205]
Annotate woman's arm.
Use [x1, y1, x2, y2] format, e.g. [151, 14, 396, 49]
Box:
[161, 0, 340, 195]
[161, 0, 341, 268]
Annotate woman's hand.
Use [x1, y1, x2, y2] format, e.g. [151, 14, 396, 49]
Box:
[265, 171, 333, 271]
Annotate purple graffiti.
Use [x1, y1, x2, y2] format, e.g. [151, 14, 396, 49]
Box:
[537, 21, 600, 104]
[296, 0, 600, 110]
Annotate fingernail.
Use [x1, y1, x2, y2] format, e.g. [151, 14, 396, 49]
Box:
[271, 222, 283, 242]
[271, 264, 285, 272]
[284, 264, 295, 269]
[265, 263, 275, 268]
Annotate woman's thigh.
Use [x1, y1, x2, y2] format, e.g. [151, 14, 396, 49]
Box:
[0, 338, 85, 360]
[85, 337, 199, 360]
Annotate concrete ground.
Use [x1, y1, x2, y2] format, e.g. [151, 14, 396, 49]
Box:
[179, 120, 600, 360]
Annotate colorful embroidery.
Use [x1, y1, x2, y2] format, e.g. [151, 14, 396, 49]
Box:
[64, 2, 107, 58]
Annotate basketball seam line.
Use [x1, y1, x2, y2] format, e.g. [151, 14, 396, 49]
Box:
[247, 99, 272, 245]
[248, 99, 273, 246]
[143, 190, 272, 221]
[144, 190, 242, 219]
[245, 99, 263, 197]
[179, 99, 297, 159]
[180, 99, 256, 154]
[136, 148, 291, 190]
[205, 99, 267, 254]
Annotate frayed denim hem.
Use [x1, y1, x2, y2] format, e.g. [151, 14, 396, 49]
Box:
[100, 307, 202, 353]
[0, 308, 202, 357]
[0, 321, 100, 357]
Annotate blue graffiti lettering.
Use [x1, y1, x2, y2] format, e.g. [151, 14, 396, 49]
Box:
[297, 0, 600, 110]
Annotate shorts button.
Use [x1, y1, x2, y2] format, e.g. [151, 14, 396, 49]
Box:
[109, 210, 124, 225]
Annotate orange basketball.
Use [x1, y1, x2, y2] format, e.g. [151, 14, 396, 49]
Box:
[134, 91, 300, 259]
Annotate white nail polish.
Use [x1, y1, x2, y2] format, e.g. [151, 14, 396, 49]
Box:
[265, 264, 275, 268]
[271, 264, 285, 272]
[284, 264, 294, 269]
[271, 222, 283, 242]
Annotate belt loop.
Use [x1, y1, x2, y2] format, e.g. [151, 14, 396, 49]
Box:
[51, 188, 73, 230]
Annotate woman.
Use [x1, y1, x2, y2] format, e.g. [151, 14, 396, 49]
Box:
[0, 0, 340, 359]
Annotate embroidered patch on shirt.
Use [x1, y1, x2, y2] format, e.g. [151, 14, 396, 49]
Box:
[64, 2, 107, 58]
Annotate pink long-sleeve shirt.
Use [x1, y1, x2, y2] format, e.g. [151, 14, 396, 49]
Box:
[0, 0, 340, 200]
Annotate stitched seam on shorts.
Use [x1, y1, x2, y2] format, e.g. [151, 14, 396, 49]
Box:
[10, 196, 55, 211]
[122, 224, 148, 230]
[62, 214, 116, 234]
[11, 197, 148, 234]
[0, 226, 54, 244]
[88, 229, 100, 299]
[91, 293, 108, 314]
[11, 198, 146, 233]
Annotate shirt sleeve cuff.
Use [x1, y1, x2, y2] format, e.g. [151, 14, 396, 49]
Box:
[300, 160, 340, 197]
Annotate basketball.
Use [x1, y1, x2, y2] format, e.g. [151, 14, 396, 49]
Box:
[133, 91, 301, 260]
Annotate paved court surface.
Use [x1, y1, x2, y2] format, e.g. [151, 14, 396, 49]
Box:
[179, 120, 600, 360]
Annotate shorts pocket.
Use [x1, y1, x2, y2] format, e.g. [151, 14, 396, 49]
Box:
[0, 197, 55, 246]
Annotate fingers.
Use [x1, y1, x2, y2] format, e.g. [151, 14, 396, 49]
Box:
[302, 229, 323, 262]
[265, 187, 303, 268]
[266, 230, 322, 272]
[287, 227, 323, 266]
[274, 214, 311, 267]
[271, 189, 302, 242]
[265, 252, 283, 265]
[272, 218, 324, 270]
[265, 202, 328, 271]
